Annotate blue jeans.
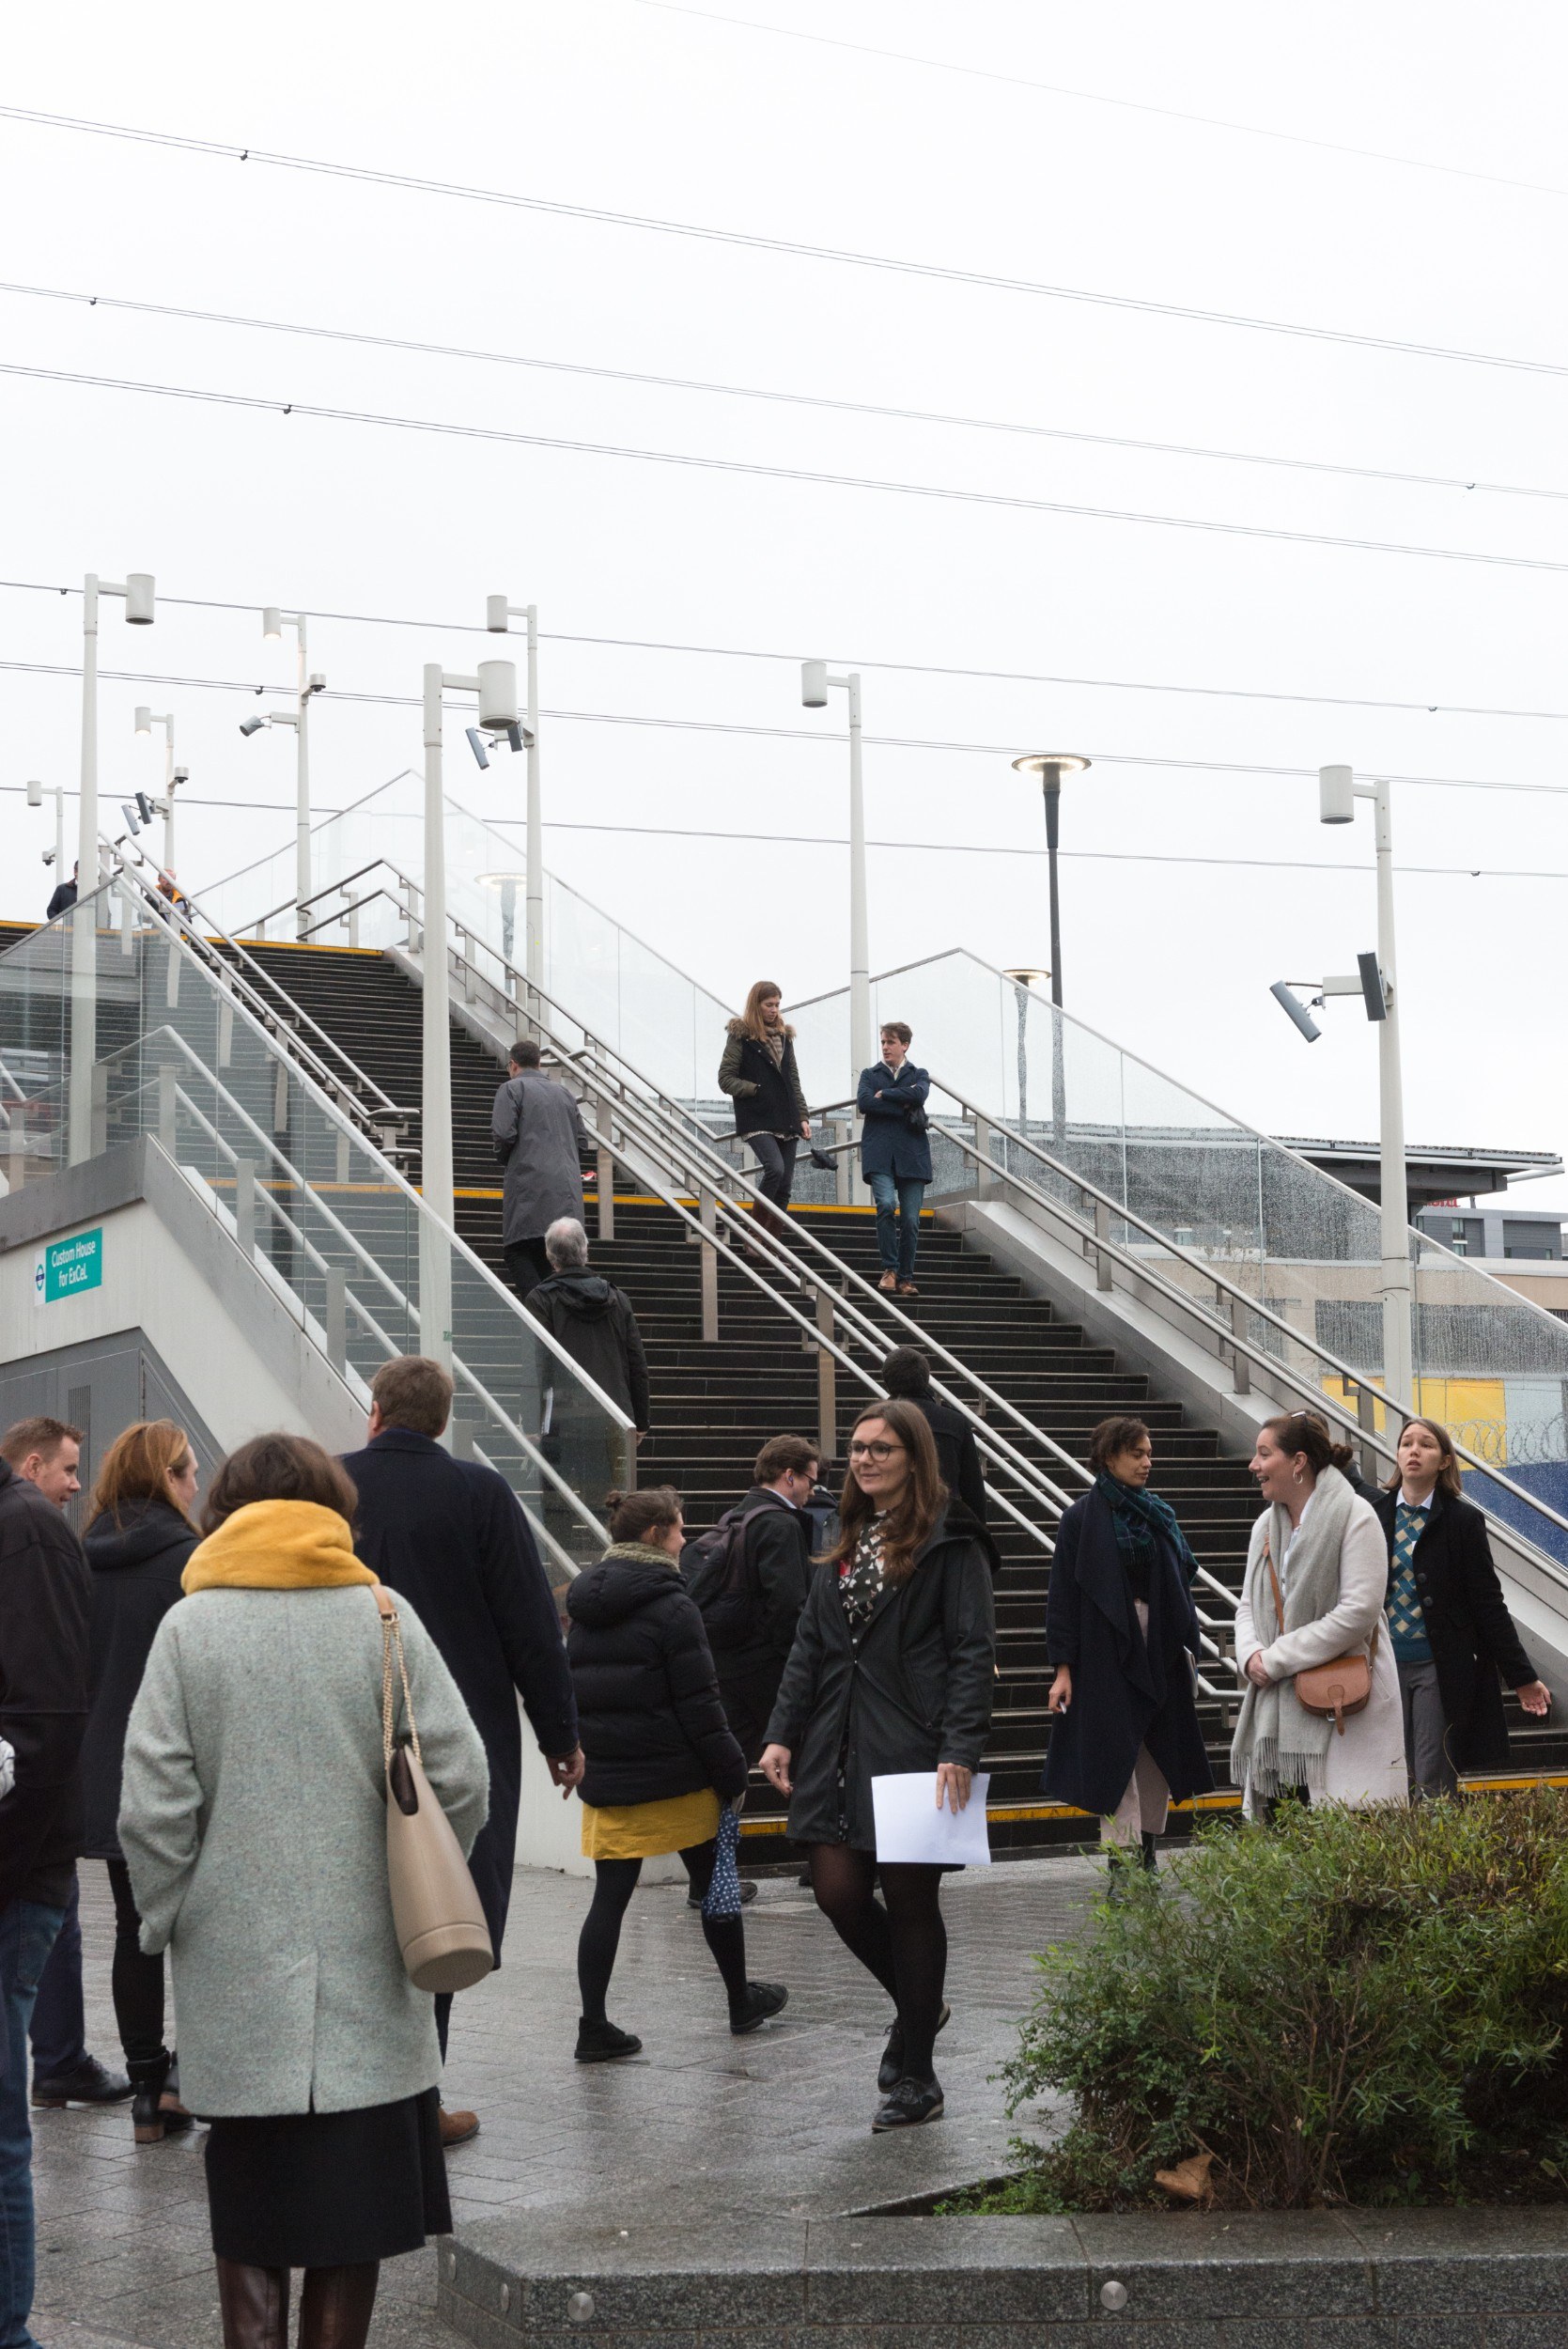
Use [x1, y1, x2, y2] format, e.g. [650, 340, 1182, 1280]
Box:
[0, 1900, 68, 2349]
[870, 1174, 925, 1281]
[26, 1874, 83, 2084]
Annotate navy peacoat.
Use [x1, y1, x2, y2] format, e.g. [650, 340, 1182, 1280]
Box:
[766, 1510, 994, 1849]
[857, 1061, 934, 1183]
[1041, 1486, 1212, 1818]
[340, 1427, 578, 1958]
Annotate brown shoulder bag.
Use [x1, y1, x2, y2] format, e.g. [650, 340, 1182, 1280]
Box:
[374, 1586, 494, 1994]
[1264, 1540, 1379, 1737]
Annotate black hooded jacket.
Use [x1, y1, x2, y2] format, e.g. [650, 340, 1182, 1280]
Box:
[567, 1547, 747, 1810]
[80, 1496, 197, 1859]
[526, 1268, 651, 1431]
[0, 1459, 91, 1907]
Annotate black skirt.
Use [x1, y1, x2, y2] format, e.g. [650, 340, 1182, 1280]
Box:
[205, 2088, 451, 2268]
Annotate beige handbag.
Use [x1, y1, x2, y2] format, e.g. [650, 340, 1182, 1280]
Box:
[1265, 1543, 1378, 1737]
[374, 1587, 494, 1993]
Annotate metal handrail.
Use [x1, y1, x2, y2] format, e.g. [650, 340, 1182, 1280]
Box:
[916, 1083, 1568, 1568]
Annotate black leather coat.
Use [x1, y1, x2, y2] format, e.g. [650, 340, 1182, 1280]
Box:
[1372, 1485, 1538, 1771]
[765, 1511, 995, 1850]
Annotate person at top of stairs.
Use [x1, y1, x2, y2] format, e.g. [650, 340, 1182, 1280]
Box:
[718, 981, 812, 1249]
[491, 1038, 594, 1300]
[857, 1021, 932, 1297]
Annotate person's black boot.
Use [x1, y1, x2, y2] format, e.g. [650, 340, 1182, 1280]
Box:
[730, 1982, 788, 2036]
[574, 2018, 643, 2062]
[877, 2001, 951, 2094]
[1141, 1832, 1159, 1875]
[31, 2053, 132, 2108]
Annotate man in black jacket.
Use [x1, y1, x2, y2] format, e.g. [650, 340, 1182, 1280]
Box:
[525, 1219, 651, 1449]
[709, 1435, 820, 1767]
[0, 1438, 92, 2344]
[341, 1356, 583, 2146]
[0, 1420, 129, 2116]
[880, 1347, 999, 1574]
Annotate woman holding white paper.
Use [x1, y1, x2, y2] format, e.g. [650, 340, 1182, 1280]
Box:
[760, 1399, 995, 2134]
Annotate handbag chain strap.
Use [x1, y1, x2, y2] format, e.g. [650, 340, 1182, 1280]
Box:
[374, 1586, 422, 1768]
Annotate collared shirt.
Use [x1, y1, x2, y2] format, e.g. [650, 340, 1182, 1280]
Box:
[1388, 1489, 1434, 1664]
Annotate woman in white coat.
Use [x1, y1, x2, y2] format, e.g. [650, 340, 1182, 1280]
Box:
[1231, 1413, 1406, 1817]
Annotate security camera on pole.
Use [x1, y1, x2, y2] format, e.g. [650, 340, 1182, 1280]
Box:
[132, 708, 188, 880]
[418, 653, 531, 1365]
[243, 610, 327, 935]
[26, 779, 67, 894]
[1268, 765, 1413, 1411]
[72, 570, 154, 1165]
[484, 596, 543, 1010]
[801, 661, 873, 1093]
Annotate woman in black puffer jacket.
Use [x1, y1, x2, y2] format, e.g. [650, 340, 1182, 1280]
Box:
[566, 1486, 787, 2061]
[81, 1420, 202, 2143]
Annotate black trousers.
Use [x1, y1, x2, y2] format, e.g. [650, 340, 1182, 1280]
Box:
[106, 1856, 166, 2067]
[749, 1135, 799, 1233]
[718, 1663, 786, 1769]
[504, 1237, 551, 1300]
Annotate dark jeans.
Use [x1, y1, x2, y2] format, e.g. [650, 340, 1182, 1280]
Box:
[869, 1174, 925, 1281]
[0, 1898, 67, 2349]
[26, 1875, 82, 2085]
[504, 1237, 551, 1300]
[749, 1134, 799, 1233]
[105, 1859, 166, 2068]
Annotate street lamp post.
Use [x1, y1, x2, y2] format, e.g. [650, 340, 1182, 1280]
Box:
[72, 571, 154, 1164]
[1010, 754, 1090, 1148]
[260, 610, 326, 933]
[801, 661, 873, 1091]
[419, 655, 524, 1364]
[1001, 967, 1050, 1129]
[26, 780, 67, 900]
[485, 598, 543, 1005]
[1319, 763, 1414, 1410]
[132, 708, 187, 879]
[477, 872, 528, 973]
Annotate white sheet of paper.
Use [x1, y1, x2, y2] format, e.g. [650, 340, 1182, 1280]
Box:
[871, 1771, 991, 1866]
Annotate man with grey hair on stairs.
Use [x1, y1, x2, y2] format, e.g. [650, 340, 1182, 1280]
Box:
[525, 1218, 652, 1464]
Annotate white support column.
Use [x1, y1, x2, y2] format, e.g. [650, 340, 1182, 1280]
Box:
[525, 603, 543, 1004]
[1373, 777, 1414, 1411]
[295, 617, 312, 933]
[69, 576, 100, 1164]
[846, 670, 872, 1091]
[419, 662, 455, 1368]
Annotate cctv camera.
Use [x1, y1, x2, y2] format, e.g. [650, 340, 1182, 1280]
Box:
[42, 848, 55, 867]
[239, 716, 268, 739]
[465, 726, 491, 772]
[120, 801, 142, 836]
[307, 672, 326, 695]
[134, 791, 157, 827]
[1269, 981, 1322, 1044]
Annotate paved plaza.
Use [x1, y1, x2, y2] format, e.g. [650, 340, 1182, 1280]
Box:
[33, 1855, 1101, 2349]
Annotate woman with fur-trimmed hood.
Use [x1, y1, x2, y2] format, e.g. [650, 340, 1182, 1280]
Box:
[718, 980, 812, 1242]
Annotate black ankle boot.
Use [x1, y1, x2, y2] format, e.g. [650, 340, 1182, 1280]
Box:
[130, 2049, 194, 2143]
[1141, 1832, 1159, 1874]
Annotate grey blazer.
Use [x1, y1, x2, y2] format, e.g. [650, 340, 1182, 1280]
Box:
[491, 1071, 590, 1246]
[119, 1585, 489, 2118]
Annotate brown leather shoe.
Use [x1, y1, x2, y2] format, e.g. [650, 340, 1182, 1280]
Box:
[299, 2262, 379, 2349]
[215, 2258, 289, 2349]
[439, 2105, 479, 2148]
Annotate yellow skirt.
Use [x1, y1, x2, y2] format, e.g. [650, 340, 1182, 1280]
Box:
[580, 1787, 721, 1861]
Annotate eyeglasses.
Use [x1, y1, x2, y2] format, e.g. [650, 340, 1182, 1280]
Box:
[848, 1439, 904, 1462]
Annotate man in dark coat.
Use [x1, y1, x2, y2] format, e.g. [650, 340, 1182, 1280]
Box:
[525, 1219, 650, 1437]
[0, 1436, 92, 2343]
[491, 1039, 592, 1299]
[341, 1355, 582, 2143]
[880, 1346, 999, 1575]
[1371, 1479, 1548, 1790]
[857, 1023, 933, 1293]
[45, 864, 77, 921]
[703, 1435, 820, 1766]
[1040, 1484, 1212, 1837]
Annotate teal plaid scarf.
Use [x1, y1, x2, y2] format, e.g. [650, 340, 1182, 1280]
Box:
[1096, 1472, 1198, 1585]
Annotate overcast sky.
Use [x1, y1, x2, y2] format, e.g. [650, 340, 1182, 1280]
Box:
[4, 2, 1565, 1203]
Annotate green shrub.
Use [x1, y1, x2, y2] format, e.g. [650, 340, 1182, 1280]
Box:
[986, 1793, 1568, 2212]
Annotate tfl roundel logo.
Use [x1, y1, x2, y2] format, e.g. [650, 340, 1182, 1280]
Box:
[34, 1258, 45, 1299]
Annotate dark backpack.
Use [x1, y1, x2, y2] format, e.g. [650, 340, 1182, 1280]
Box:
[680, 1504, 764, 1651]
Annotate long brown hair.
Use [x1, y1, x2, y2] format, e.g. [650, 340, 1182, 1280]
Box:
[87, 1420, 196, 1531]
[738, 978, 788, 1045]
[1384, 1416, 1464, 1500]
[819, 1399, 946, 1586]
[1258, 1411, 1358, 1477]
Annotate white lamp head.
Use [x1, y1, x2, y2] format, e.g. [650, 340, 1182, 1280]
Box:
[800, 660, 829, 708]
[262, 607, 283, 643]
[477, 660, 520, 731]
[1011, 753, 1091, 780]
[26, 779, 42, 808]
[1319, 764, 1356, 824]
[486, 595, 509, 634]
[124, 573, 155, 625]
[134, 706, 152, 738]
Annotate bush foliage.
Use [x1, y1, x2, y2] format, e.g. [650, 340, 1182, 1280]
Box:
[987, 1793, 1568, 2212]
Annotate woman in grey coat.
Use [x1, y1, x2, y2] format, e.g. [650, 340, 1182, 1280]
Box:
[119, 1433, 489, 2349]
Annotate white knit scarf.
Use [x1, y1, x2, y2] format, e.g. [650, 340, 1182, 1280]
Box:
[1229, 1463, 1356, 1797]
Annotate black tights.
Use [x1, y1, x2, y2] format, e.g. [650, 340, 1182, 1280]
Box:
[809, 1847, 947, 2079]
[106, 1856, 166, 2069]
[577, 1840, 750, 2025]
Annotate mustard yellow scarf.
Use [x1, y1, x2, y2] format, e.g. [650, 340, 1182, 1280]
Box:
[181, 1499, 377, 1593]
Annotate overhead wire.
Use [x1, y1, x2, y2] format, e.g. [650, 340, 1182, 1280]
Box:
[631, 0, 1568, 203]
[6, 278, 1563, 506]
[3, 104, 1568, 378]
[4, 577, 1564, 726]
[5, 359, 1568, 577]
[2, 654, 1565, 797]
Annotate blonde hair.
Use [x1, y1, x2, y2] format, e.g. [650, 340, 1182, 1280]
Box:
[87, 1420, 196, 1531]
[739, 979, 785, 1044]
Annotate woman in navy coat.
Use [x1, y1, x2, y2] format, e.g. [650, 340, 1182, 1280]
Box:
[1043, 1415, 1212, 1875]
[858, 1020, 933, 1294]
